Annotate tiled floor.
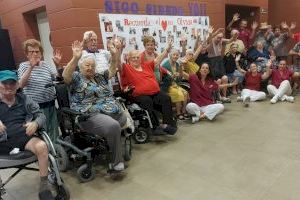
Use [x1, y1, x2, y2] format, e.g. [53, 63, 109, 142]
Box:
[1, 96, 300, 200]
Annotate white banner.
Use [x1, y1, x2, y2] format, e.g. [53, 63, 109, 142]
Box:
[99, 13, 209, 60]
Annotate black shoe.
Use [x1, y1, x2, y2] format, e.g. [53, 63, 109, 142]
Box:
[39, 189, 54, 200]
[163, 125, 177, 135]
[152, 127, 166, 135]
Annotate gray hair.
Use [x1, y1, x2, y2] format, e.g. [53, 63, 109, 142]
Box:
[186, 49, 194, 55]
[78, 54, 96, 68]
[169, 48, 180, 58]
[83, 30, 97, 42]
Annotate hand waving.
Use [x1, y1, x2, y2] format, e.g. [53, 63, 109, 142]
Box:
[52, 49, 63, 67]
[72, 41, 83, 59]
[232, 13, 240, 22]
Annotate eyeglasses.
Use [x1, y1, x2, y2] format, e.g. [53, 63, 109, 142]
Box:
[28, 50, 41, 54]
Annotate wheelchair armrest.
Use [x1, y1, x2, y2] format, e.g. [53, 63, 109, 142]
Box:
[61, 107, 90, 122]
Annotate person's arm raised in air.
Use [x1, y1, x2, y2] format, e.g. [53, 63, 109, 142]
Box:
[235, 54, 246, 75]
[62, 41, 83, 84]
[154, 39, 173, 67]
[261, 59, 272, 80]
[108, 39, 122, 79]
[226, 13, 240, 32]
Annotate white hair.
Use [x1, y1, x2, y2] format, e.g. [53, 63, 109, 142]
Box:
[186, 49, 194, 55]
[83, 30, 97, 42]
[78, 54, 96, 68]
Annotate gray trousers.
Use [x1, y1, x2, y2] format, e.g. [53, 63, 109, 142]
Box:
[79, 112, 126, 165]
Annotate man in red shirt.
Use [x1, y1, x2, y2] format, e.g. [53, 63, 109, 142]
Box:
[227, 13, 257, 50]
[266, 60, 300, 104]
[120, 40, 177, 135]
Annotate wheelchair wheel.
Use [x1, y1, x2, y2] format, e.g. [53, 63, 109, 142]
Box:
[55, 184, 70, 200]
[134, 128, 149, 144]
[124, 138, 132, 161]
[55, 144, 69, 172]
[77, 164, 95, 183]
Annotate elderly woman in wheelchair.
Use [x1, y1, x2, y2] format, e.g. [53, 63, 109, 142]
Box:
[62, 40, 127, 174]
[0, 70, 69, 200]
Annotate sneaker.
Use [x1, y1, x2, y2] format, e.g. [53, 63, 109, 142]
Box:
[191, 116, 200, 124]
[221, 97, 231, 103]
[113, 162, 125, 171]
[236, 96, 243, 102]
[243, 96, 250, 107]
[270, 97, 278, 104]
[285, 96, 294, 103]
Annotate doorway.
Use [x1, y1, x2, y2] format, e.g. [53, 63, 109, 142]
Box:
[225, 4, 260, 37]
[36, 11, 53, 65]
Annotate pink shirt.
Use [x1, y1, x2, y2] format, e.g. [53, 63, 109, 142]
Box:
[271, 69, 293, 88]
[188, 74, 218, 107]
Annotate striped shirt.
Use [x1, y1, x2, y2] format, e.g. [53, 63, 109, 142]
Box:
[18, 61, 57, 104]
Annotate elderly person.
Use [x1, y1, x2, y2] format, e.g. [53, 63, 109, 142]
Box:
[266, 60, 299, 104]
[235, 55, 271, 106]
[226, 13, 257, 49]
[224, 29, 245, 54]
[248, 41, 270, 72]
[270, 22, 296, 61]
[0, 70, 53, 200]
[18, 39, 61, 142]
[205, 29, 231, 102]
[140, 36, 168, 83]
[62, 40, 125, 171]
[120, 40, 177, 135]
[161, 49, 188, 120]
[181, 63, 237, 123]
[223, 43, 245, 94]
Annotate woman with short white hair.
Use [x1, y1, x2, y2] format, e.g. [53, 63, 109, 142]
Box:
[62, 40, 126, 172]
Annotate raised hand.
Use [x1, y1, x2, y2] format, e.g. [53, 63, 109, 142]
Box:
[167, 37, 174, 51]
[72, 40, 83, 59]
[28, 55, 40, 68]
[232, 13, 240, 22]
[52, 49, 63, 67]
[235, 54, 241, 62]
[208, 26, 214, 34]
[290, 22, 297, 30]
[281, 21, 289, 29]
[252, 21, 258, 30]
[266, 59, 272, 68]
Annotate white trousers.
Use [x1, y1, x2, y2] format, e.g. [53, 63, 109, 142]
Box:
[241, 89, 266, 102]
[267, 80, 292, 100]
[186, 102, 224, 120]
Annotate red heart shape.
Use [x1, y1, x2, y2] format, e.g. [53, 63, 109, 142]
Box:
[161, 20, 167, 31]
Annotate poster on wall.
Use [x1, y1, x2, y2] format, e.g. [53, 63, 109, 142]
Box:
[99, 13, 209, 61]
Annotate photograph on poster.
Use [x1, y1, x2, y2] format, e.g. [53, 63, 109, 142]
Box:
[99, 14, 209, 60]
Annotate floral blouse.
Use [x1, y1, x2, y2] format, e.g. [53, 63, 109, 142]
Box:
[69, 71, 119, 114]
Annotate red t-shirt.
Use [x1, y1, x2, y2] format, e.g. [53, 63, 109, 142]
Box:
[188, 74, 218, 107]
[245, 71, 262, 91]
[121, 61, 160, 97]
[238, 28, 251, 49]
[271, 69, 293, 88]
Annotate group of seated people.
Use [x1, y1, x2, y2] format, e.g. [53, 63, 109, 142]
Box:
[1, 13, 300, 200]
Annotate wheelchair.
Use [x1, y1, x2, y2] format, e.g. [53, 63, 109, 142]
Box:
[52, 82, 132, 183]
[0, 130, 70, 200]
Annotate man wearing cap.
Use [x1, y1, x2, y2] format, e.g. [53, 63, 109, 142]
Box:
[0, 70, 54, 200]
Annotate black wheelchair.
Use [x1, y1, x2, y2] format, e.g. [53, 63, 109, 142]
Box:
[52, 83, 132, 183]
[0, 130, 70, 200]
